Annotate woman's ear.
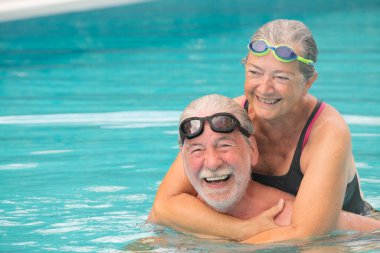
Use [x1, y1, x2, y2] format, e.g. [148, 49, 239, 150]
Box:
[303, 71, 318, 96]
[248, 136, 259, 166]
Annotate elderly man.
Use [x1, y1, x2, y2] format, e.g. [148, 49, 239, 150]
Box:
[149, 94, 380, 243]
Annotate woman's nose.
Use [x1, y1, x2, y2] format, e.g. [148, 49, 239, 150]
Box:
[260, 75, 275, 93]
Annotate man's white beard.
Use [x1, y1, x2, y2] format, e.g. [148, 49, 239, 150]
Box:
[185, 163, 251, 213]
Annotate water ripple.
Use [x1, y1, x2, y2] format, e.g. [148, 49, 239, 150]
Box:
[59, 246, 97, 253]
[344, 115, 380, 126]
[0, 163, 38, 170]
[31, 149, 73, 155]
[34, 226, 82, 235]
[356, 162, 372, 169]
[0, 111, 180, 127]
[64, 204, 112, 209]
[12, 241, 37, 246]
[0, 220, 22, 226]
[84, 186, 127, 193]
[92, 232, 155, 243]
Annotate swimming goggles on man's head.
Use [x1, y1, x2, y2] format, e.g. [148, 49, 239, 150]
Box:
[179, 113, 250, 145]
[248, 39, 314, 65]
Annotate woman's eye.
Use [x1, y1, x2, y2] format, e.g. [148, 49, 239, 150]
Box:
[248, 70, 261, 77]
[275, 75, 290, 81]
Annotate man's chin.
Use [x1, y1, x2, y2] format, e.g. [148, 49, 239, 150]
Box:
[207, 199, 235, 213]
[201, 192, 236, 213]
[200, 182, 249, 213]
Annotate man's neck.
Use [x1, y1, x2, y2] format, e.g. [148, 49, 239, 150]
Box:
[225, 182, 263, 219]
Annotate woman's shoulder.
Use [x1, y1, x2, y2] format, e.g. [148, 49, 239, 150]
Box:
[319, 102, 348, 128]
[302, 100, 355, 180]
[234, 95, 246, 106]
[311, 101, 351, 141]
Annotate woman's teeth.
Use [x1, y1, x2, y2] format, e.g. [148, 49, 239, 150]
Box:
[257, 96, 280, 104]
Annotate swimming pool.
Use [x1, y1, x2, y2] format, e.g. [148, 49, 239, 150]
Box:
[0, 0, 379, 252]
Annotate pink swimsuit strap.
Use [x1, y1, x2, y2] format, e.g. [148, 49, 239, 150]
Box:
[302, 102, 326, 149]
[242, 98, 325, 150]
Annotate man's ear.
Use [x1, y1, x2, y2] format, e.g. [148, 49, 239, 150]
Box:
[179, 144, 184, 158]
[248, 136, 259, 166]
[303, 71, 318, 96]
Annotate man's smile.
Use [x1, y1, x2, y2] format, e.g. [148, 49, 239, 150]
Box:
[203, 174, 231, 183]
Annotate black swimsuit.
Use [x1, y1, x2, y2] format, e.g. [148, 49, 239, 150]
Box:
[244, 100, 375, 215]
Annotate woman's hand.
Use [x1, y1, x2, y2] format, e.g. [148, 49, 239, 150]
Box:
[236, 199, 285, 241]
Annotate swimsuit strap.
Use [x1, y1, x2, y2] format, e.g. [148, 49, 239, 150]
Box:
[284, 99, 325, 186]
[243, 99, 249, 111]
[301, 100, 326, 150]
[242, 98, 325, 151]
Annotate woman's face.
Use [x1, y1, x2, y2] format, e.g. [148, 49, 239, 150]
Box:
[244, 44, 311, 121]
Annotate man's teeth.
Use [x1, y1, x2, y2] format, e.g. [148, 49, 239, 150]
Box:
[205, 175, 230, 182]
[257, 96, 279, 104]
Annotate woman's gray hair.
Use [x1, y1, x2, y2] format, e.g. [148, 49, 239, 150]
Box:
[250, 19, 318, 80]
[179, 94, 253, 145]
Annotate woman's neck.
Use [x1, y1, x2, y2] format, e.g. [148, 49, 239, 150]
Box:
[252, 95, 315, 142]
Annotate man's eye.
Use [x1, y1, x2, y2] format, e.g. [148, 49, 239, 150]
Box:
[218, 144, 232, 150]
[190, 148, 203, 154]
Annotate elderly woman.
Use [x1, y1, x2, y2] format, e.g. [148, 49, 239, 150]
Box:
[149, 19, 376, 243]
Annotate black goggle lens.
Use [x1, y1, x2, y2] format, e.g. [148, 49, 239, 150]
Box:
[179, 113, 250, 144]
[210, 115, 236, 132]
[180, 119, 202, 137]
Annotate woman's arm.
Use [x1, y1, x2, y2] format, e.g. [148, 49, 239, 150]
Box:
[336, 211, 380, 232]
[267, 198, 380, 235]
[148, 153, 284, 241]
[243, 108, 353, 243]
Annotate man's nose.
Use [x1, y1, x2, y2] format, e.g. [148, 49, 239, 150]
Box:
[204, 148, 222, 170]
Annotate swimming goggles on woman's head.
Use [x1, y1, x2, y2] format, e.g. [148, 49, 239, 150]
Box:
[248, 39, 314, 65]
[179, 113, 250, 145]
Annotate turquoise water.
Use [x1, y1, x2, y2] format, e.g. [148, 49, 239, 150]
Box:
[1, 0, 380, 252]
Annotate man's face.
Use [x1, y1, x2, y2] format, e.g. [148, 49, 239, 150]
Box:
[181, 121, 257, 213]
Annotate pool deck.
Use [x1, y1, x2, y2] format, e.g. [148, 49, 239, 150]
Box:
[0, 0, 152, 22]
